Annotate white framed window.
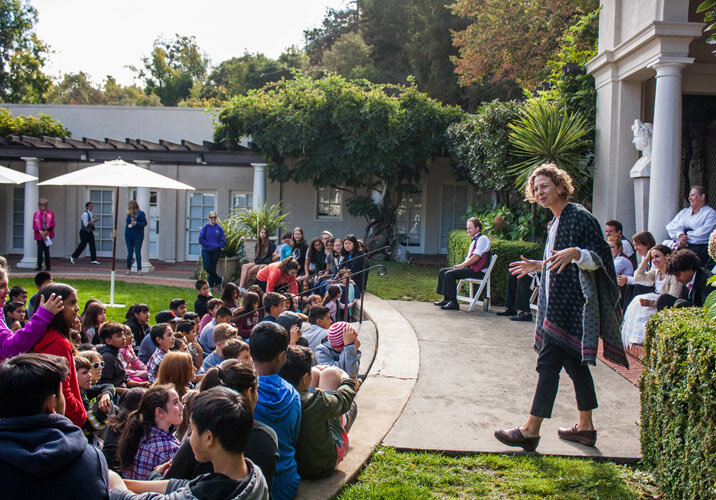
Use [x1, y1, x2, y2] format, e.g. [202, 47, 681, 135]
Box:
[12, 187, 24, 252]
[316, 187, 342, 220]
[396, 191, 423, 249]
[231, 191, 253, 211]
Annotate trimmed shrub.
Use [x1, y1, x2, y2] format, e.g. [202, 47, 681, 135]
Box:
[641, 308, 716, 499]
[447, 229, 542, 305]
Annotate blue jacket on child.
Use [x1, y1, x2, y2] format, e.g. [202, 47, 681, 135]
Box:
[315, 340, 361, 378]
[254, 373, 301, 500]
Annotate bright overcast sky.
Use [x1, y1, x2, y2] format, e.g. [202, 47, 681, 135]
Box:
[30, 0, 350, 86]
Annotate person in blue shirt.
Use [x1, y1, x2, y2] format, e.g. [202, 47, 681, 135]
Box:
[124, 200, 147, 276]
[198, 211, 226, 291]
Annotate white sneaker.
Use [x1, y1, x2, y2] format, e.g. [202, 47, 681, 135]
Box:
[90, 260, 100, 264]
[69, 256, 75, 264]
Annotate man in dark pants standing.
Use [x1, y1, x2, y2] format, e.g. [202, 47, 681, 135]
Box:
[70, 202, 100, 265]
[433, 217, 491, 311]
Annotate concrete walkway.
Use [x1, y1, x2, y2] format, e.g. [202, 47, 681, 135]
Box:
[383, 301, 642, 460]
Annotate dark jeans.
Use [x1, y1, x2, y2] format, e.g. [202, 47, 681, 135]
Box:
[436, 266, 484, 300]
[530, 336, 598, 418]
[504, 273, 532, 313]
[72, 230, 96, 261]
[687, 243, 713, 268]
[126, 238, 143, 270]
[202, 249, 221, 288]
[36, 240, 51, 270]
[656, 293, 691, 310]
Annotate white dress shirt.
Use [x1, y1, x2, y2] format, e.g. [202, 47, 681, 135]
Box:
[665, 205, 716, 244]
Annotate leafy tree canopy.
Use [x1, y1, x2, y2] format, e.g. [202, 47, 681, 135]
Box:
[214, 72, 463, 247]
[304, 4, 359, 65]
[0, 0, 52, 103]
[47, 72, 161, 106]
[450, 0, 598, 88]
[0, 107, 70, 137]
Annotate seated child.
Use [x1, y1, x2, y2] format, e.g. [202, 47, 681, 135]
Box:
[103, 387, 147, 472]
[123, 303, 150, 346]
[315, 321, 361, 379]
[302, 294, 322, 315]
[118, 384, 183, 480]
[250, 321, 301, 500]
[273, 232, 293, 262]
[222, 338, 252, 364]
[199, 323, 239, 373]
[8, 285, 28, 304]
[81, 301, 106, 345]
[2, 301, 25, 332]
[138, 311, 176, 364]
[26, 271, 52, 317]
[199, 306, 232, 353]
[74, 355, 114, 444]
[98, 322, 148, 393]
[275, 311, 306, 346]
[304, 306, 332, 354]
[260, 292, 285, 323]
[279, 345, 357, 478]
[230, 291, 261, 339]
[147, 323, 176, 383]
[0, 353, 110, 498]
[198, 298, 223, 333]
[193, 279, 212, 318]
[108, 387, 269, 499]
[169, 298, 187, 319]
[119, 324, 149, 382]
[176, 319, 203, 370]
[322, 284, 358, 323]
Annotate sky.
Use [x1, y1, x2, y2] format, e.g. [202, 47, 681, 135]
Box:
[30, 0, 350, 86]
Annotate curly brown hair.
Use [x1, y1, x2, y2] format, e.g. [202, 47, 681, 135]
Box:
[525, 163, 575, 203]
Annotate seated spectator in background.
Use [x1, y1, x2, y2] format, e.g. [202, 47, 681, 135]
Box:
[222, 338, 252, 364]
[657, 249, 715, 310]
[239, 226, 276, 293]
[316, 321, 361, 379]
[137, 311, 177, 364]
[109, 387, 269, 500]
[605, 220, 635, 264]
[665, 185, 716, 266]
[260, 292, 286, 323]
[200, 323, 239, 373]
[220, 283, 240, 312]
[119, 324, 149, 382]
[199, 306, 232, 353]
[169, 298, 187, 319]
[82, 301, 107, 345]
[433, 218, 491, 311]
[273, 232, 293, 262]
[74, 355, 114, 444]
[302, 294, 322, 315]
[279, 345, 357, 479]
[176, 319, 203, 370]
[154, 351, 195, 400]
[193, 279, 212, 318]
[123, 303, 150, 346]
[497, 273, 533, 322]
[322, 284, 358, 323]
[304, 306, 331, 354]
[609, 236, 634, 277]
[118, 385, 183, 480]
[147, 323, 176, 383]
[98, 322, 131, 393]
[230, 291, 261, 340]
[0, 353, 110, 499]
[9, 285, 28, 304]
[199, 297, 223, 333]
[3, 301, 26, 332]
[275, 311, 306, 346]
[165, 360, 278, 489]
[27, 270, 52, 317]
[250, 321, 301, 500]
[103, 388, 147, 472]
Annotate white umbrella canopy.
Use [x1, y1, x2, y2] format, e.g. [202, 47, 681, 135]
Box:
[38, 158, 195, 306]
[0, 164, 38, 184]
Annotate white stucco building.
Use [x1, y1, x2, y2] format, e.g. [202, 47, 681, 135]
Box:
[587, 0, 716, 241]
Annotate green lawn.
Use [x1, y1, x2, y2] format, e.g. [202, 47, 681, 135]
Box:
[366, 260, 441, 302]
[338, 447, 659, 500]
[9, 278, 195, 323]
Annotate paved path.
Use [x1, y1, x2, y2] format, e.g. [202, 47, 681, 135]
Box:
[383, 301, 642, 460]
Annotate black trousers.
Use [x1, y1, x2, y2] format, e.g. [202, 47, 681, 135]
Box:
[656, 293, 691, 310]
[687, 243, 713, 268]
[36, 240, 50, 270]
[530, 336, 598, 418]
[436, 267, 483, 300]
[504, 273, 532, 313]
[71, 230, 97, 260]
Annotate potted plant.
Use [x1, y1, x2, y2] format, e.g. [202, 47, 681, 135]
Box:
[230, 202, 290, 261]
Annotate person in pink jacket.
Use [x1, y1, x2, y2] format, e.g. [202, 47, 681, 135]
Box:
[32, 198, 56, 271]
[0, 267, 64, 360]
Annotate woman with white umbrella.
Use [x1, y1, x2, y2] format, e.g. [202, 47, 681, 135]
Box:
[125, 200, 147, 276]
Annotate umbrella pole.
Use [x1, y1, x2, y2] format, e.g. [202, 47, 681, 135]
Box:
[109, 186, 123, 307]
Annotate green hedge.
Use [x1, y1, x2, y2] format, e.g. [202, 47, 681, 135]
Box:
[447, 229, 542, 306]
[641, 308, 716, 499]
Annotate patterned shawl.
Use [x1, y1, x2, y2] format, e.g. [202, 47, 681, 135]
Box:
[534, 203, 629, 368]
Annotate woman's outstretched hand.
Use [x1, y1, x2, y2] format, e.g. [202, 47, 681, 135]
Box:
[509, 256, 542, 278]
[545, 248, 581, 274]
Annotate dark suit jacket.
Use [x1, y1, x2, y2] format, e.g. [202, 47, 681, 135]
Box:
[682, 267, 715, 307]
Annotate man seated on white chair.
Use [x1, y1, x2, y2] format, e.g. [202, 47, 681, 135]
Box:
[434, 217, 491, 311]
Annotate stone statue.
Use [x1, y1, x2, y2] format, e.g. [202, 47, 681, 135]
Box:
[630, 119, 653, 232]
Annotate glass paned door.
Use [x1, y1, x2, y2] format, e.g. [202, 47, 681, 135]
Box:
[186, 192, 216, 261]
[440, 184, 468, 252]
[12, 187, 24, 251]
[396, 191, 423, 248]
[89, 189, 115, 257]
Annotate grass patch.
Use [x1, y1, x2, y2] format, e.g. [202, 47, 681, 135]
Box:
[338, 447, 660, 499]
[366, 260, 441, 302]
[9, 278, 195, 323]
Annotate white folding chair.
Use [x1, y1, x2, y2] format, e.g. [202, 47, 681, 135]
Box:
[529, 272, 540, 313]
[456, 254, 498, 312]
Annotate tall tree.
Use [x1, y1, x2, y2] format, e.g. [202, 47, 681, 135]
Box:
[47, 72, 161, 106]
[215, 73, 463, 250]
[304, 3, 359, 64]
[450, 0, 598, 87]
[0, 0, 51, 102]
[133, 35, 209, 106]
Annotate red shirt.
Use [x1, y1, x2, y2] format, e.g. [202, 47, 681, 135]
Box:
[32, 327, 87, 427]
[256, 263, 298, 295]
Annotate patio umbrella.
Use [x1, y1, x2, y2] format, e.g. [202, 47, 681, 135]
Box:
[39, 158, 195, 306]
[0, 164, 38, 184]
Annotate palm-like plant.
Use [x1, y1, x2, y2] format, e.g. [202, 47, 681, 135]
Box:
[508, 99, 591, 191]
[224, 202, 290, 243]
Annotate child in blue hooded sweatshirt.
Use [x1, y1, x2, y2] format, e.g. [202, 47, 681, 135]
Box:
[250, 321, 301, 500]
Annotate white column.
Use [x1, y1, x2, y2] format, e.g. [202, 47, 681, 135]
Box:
[135, 161, 154, 273]
[647, 59, 691, 242]
[251, 163, 266, 208]
[16, 157, 40, 269]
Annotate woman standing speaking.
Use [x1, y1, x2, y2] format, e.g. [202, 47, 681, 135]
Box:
[125, 200, 147, 276]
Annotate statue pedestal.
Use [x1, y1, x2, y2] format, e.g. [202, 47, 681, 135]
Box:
[630, 158, 651, 234]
